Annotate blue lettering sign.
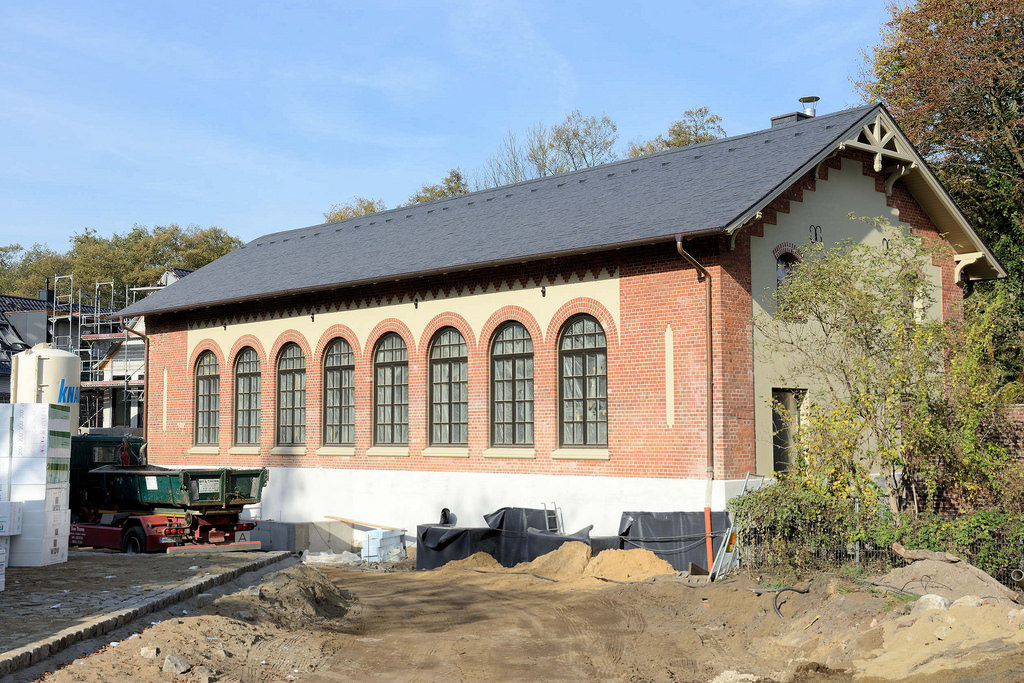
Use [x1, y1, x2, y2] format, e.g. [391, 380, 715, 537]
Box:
[57, 379, 79, 403]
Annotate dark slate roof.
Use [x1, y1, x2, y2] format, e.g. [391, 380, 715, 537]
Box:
[0, 294, 116, 315]
[0, 294, 51, 314]
[121, 104, 881, 317]
[168, 267, 193, 279]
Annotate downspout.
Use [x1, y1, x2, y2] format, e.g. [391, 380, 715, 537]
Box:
[675, 235, 715, 572]
[122, 321, 149, 446]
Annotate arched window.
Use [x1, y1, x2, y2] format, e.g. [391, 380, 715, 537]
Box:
[276, 343, 305, 445]
[233, 347, 260, 445]
[373, 333, 408, 445]
[323, 338, 355, 445]
[429, 328, 468, 445]
[491, 322, 533, 446]
[195, 351, 219, 445]
[559, 315, 607, 446]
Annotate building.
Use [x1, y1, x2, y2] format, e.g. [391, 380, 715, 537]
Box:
[119, 103, 1004, 534]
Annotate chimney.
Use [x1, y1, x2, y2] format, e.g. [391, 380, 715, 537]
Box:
[38, 277, 54, 303]
[770, 96, 820, 128]
[799, 95, 820, 116]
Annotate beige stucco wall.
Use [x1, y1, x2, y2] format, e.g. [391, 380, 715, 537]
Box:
[185, 271, 620, 369]
[749, 157, 942, 474]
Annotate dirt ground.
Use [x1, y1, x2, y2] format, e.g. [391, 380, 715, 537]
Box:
[28, 543, 1024, 682]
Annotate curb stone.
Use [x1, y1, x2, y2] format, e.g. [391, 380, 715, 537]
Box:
[0, 551, 292, 677]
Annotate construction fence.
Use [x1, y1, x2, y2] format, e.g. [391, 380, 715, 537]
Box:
[737, 527, 1024, 591]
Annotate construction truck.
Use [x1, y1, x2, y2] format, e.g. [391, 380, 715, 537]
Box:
[69, 433, 268, 554]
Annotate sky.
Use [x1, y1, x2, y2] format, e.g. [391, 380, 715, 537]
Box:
[0, 1, 893, 250]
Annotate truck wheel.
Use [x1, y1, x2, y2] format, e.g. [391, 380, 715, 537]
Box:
[122, 527, 146, 554]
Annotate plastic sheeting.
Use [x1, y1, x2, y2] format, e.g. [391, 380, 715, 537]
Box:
[618, 510, 731, 572]
[416, 507, 591, 571]
[416, 508, 732, 573]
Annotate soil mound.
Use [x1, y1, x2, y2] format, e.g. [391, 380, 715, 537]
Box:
[878, 559, 1018, 602]
[584, 548, 677, 582]
[513, 541, 592, 579]
[214, 564, 351, 629]
[437, 551, 503, 572]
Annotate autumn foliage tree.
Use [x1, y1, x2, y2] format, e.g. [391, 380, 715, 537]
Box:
[858, 0, 1024, 382]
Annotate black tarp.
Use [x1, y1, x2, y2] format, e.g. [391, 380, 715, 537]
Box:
[416, 525, 502, 570]
[618, 511, 731, 572]
[416, 507, 592, 570]
[417, 508, 731, 572]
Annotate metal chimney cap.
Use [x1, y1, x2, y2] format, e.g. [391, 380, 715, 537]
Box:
[798, 96, 820, 116]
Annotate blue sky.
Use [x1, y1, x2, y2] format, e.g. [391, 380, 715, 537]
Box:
[0, 1, 891, 249]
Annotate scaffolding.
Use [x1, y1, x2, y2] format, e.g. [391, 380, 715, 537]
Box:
[50, 275, 144, 429]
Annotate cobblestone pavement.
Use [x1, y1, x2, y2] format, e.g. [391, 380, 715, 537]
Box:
[0, 549, 289, 656]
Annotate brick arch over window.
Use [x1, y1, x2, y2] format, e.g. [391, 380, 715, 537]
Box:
[268, 330, 312, 366]
[479, 306, 544, 356]
[419, 313, 475, 362]
[188, 340, 226, 379]
[772, 242, 802, 262]
[545, 298, 618, 349]
[363, 319, 415, 364]
[314, 324, 362, 361]
[227, 335, 267, 369]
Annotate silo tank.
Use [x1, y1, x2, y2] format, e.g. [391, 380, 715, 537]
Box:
[10, 343, 81, 429]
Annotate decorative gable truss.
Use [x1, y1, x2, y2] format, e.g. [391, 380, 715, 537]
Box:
[839, 112, 917, 196]
[729, 107, 1005, 283]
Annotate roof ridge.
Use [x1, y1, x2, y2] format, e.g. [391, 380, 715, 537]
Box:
[250, 104, 880, 246]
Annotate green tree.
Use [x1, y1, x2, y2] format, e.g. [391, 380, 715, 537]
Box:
[323, 196, 387, 223]
[758, 219, 1019, 517]
[406, 168, 469, 205]
[858, 0, 1024, 382]
[0, 225, 240, 303]
[627, 107, 727, 158]
[0, 244, 24, 295]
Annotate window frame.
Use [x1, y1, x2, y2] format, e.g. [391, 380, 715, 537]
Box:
[194, 350, 219, 445]
[490, 322, 534, 447]
[233, 346, 261, 446]
[276, 342, 306, 446]
[323, 338, 355, 446]
[428, 327, 468, 446]
[373, 333, 409, 445]
[558, 315, 608, 447]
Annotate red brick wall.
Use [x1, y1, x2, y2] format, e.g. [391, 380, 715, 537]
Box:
[144, 241, 752, 481]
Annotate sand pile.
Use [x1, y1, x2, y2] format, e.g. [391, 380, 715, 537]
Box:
[584, 548, 676, 582]
[878, 559, 1019, 603]
[513, 541, 592, 580]
[437, 551, 504, 572]
[440, 542, 678, 582]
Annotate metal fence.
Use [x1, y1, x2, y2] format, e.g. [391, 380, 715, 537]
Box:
[737, 529, 1024, 591]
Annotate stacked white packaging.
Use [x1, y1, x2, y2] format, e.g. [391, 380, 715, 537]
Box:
[6, 404, 72, 567]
